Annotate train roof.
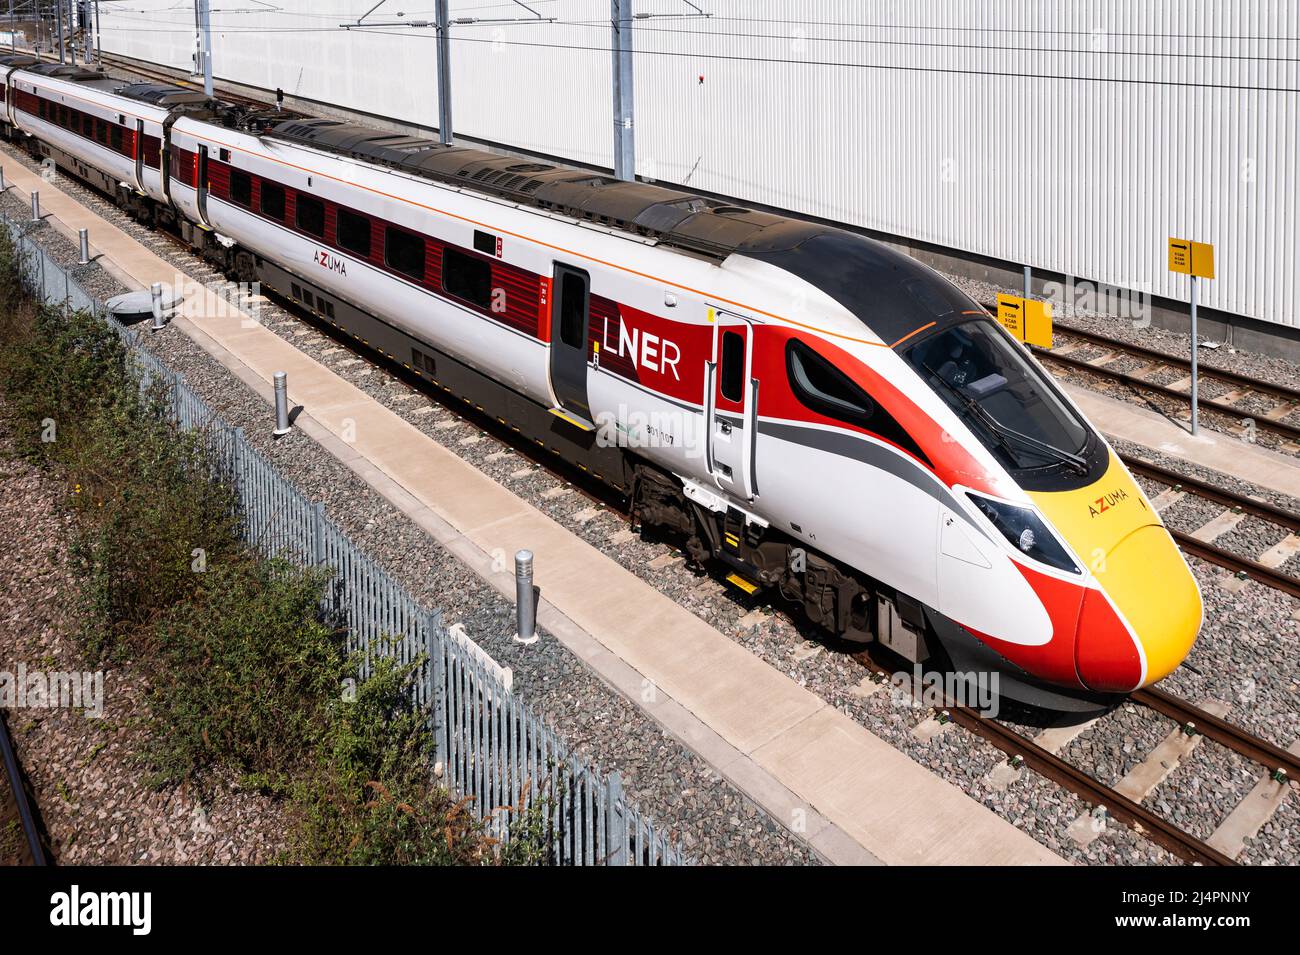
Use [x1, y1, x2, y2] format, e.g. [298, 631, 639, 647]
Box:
[15, 62, 128, 95]
[262, 116, 986, 344]
[114, 82, 209, 107]
[265, 116, 835, 262]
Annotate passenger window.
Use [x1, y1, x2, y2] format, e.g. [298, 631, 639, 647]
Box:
[296, 194, 325, 237]
[787, 339, 874, 423]
[787, 338, 930, 464]
[110, 124, 123, 153]
[260, 181, 285, 220]
[443, 246, 492, 308]
[385, 226, 425, 280]
[556, 269, 588, 349]
[228, 168, 252, 207]
[337, 208, 372, 257]
[719, 330, 745, 402]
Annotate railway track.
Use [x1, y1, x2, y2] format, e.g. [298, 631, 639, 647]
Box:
[0, 709, 48, 866]
[93, 52, 272, 111]
[1018, 318, 1300, 443]
[1118, 452, 1300, 599]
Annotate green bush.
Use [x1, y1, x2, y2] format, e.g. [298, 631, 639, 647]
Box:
[0, 260, 241, 661]
[0, 230, 546, 865]
[143, 558, 341, 794]
[289, 653, 497, 865]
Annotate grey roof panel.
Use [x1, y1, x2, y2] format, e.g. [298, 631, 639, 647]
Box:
[264, 116, 847, 262]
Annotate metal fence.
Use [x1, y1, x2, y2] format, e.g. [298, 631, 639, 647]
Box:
[0, 211, 686, 866]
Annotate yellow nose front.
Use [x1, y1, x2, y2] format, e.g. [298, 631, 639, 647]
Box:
[1030, 449, 1203, 689]
[1093, 525, 1203, 685]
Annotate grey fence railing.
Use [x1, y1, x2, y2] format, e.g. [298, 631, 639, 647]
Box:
[1, 211, 686, 866]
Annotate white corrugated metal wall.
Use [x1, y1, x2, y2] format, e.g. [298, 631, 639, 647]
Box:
[96, 1, 1299, 328]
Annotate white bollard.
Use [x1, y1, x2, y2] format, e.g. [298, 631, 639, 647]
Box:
[30, 190, 40, 222]
[272, 371, 292, 436]
[77, 228, 90, 266]
[149, 282, 165, 332]
[513, 549, 538, 644]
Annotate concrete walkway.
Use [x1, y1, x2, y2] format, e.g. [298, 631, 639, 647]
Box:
[3, 158, 1066, 865]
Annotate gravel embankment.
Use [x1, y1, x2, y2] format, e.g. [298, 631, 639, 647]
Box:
[0, 425, 290, 863]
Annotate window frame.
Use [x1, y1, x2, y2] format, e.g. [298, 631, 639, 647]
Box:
[295, 193, 326, 238]
[441, 245, 493, 310]
[259, 181, 286, 220]
[719, 330, 746, 403]
[228, 167, 253, 207]
[384, 225, 426, 281]
[337, 207, 373, 258]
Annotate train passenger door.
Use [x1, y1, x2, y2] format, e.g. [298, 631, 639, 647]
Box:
[195, 144, 211, 226]
[132, 119, 144, 192]
[707, 310, 756, 500]
[548, 263, 593, 425]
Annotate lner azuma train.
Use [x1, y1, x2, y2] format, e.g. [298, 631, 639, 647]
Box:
[0, 55, 1203, 711]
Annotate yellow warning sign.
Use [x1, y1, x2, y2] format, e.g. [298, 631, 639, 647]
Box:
[997, 293, 1053, 348]
[1168, 237, 1215, 279]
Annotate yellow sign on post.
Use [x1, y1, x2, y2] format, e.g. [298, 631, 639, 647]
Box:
[996, 293, 1053, 348]
[1167, 236, 1216, 436]
[1168, 237, 1215, 279]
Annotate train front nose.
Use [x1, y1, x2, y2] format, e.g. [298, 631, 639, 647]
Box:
[1029, 450, 1202, 693]
[1074, 524, 1203, 692]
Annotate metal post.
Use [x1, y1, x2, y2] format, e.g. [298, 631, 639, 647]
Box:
[604, 771, 626, 865]
[196, 0, 213, 96]
[0, 166, 6, 191]
[1023, 265, 1031, 299]
[434, 0, 451, 145]
[77, 227, 89, 265]
[513, 549, 537, 644]
[1190, 276, 1199, 436]
[68, 0, 75, 64]
[149, 281, 165, 331]
[426, 609, 446, 776]
[30, 189, 39, 221]
[55, 0, 63, 62]
[272, 370, 292, 435]
[611, 0, 635, 181]
[94, 0, 101, 65]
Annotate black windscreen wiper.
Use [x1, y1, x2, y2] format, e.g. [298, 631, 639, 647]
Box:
[965, 399, 1089, 475]
[921, 362, 1088, 475]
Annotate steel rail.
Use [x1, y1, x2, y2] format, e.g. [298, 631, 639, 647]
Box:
[1133, 687, 1300, 783]
[850, 652, 1235, 866]
[1169, 528, 1300, 599]
[1119, 453, 1300, 532]
[1047, 323, 1300, 406]
[1031, 346, 1300, 442]
[0, 709, 48, 866]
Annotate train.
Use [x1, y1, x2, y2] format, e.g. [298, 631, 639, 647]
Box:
[0, 54, 1203, 712]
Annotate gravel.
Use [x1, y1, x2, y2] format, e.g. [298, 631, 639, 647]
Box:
[0, 426, 290, 863]
[7, 136, 1299, 865]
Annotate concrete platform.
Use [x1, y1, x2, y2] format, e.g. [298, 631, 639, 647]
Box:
[2, 159, 1065, 865]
